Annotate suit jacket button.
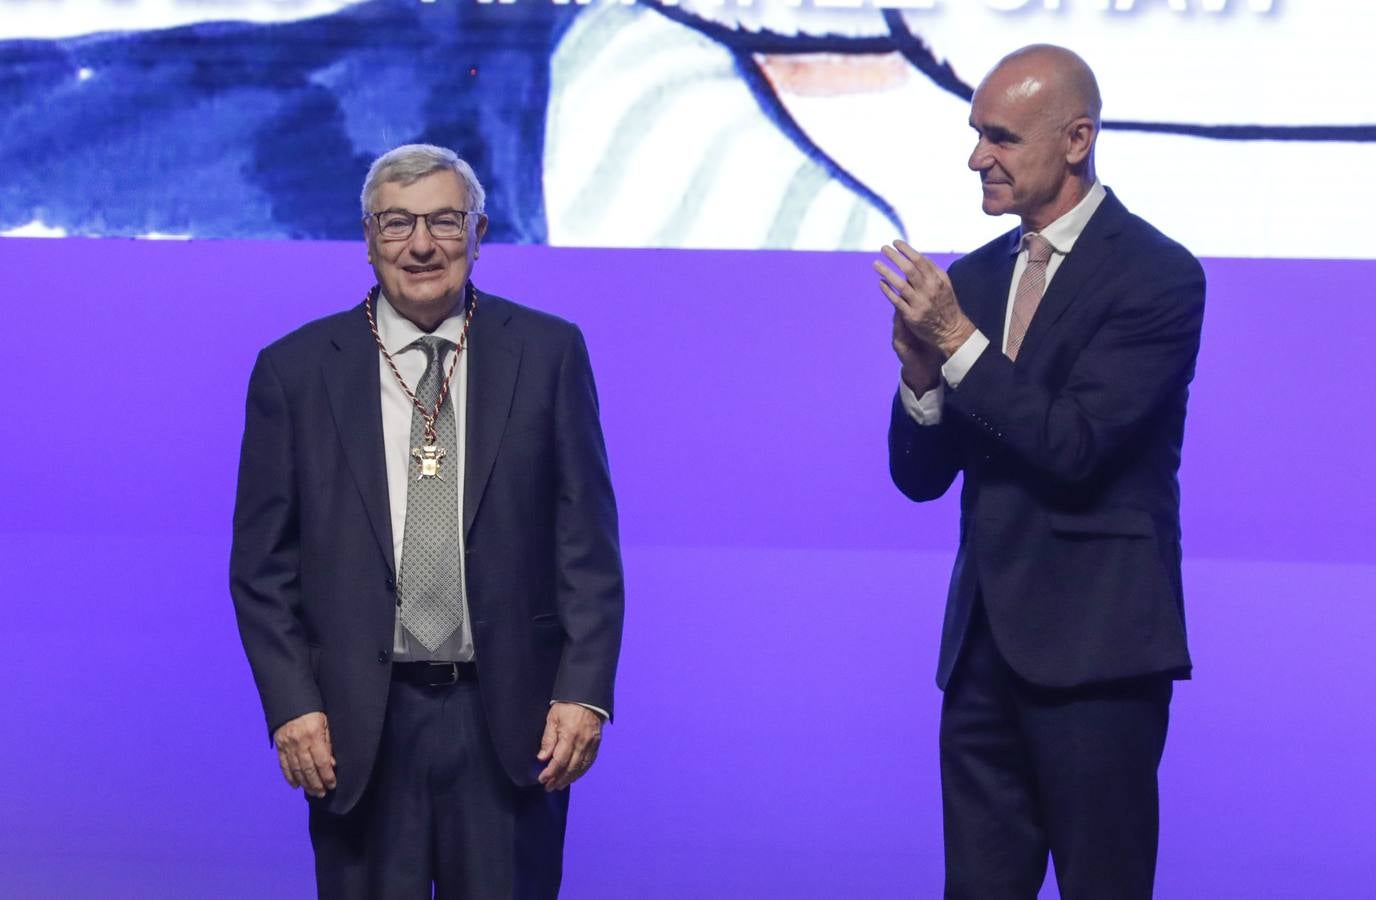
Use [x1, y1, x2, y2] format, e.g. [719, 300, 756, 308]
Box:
[377, 650, 389, 663]
[384, 575, 395, 590]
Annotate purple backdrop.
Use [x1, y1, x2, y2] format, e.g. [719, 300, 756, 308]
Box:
[0, 236, 1372, 897]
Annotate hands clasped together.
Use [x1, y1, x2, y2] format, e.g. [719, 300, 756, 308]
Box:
[273, 700, 602, 799]
[874, 239, 976, 391]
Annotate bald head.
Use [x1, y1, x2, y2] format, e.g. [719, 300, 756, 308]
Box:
[966, 44, 1102, 231]
[985, 44, 1102, 134]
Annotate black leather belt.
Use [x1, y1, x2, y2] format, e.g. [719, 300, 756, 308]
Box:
[391, 661, 478, 686]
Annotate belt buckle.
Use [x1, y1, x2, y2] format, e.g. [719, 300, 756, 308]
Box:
[431, 662, 459, 685]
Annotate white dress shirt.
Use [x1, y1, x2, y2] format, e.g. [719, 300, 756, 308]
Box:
[376, 293, 610, 719]
[375, 293, 475, 663]
[899, 181, 1108, 425]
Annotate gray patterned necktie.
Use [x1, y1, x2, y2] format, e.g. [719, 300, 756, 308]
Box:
[397, 335, 464, 652]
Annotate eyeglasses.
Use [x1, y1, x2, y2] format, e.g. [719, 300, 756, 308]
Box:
[365, 208, 479, 241]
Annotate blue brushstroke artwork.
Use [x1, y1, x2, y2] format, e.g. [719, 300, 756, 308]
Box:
[0, 0, 574, 242]
[2, 0, 1371, 255]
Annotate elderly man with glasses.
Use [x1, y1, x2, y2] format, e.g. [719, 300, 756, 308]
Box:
[231, 143, 625, 899]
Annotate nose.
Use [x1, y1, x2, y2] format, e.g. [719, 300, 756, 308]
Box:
[968, 138, 991, 173]
[408, 218, 436, 257]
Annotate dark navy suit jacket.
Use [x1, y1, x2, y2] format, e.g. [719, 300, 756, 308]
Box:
[889, 191, 1205, 690]
[230, 289, 624, 815]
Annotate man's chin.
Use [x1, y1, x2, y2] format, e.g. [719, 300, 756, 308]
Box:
[981, 197, 1012, 217]
[394, 280, 460, 303]
[387, 285, 465, 324]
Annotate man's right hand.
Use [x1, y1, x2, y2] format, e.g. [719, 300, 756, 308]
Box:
[273, 711, 336, 798]
[892, 310, 944, 394]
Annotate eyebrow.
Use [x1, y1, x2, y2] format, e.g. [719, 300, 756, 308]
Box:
[970, 121, 1021, 144]
[376, 207, 465, 216]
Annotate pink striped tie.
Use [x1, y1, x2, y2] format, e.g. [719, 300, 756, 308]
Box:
[1005, 233, 1054, 361]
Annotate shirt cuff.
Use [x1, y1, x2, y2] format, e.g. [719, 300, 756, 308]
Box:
[899, 378, 945, 426]
[552, 700, 610, 721]
[941, 330, 991, 389]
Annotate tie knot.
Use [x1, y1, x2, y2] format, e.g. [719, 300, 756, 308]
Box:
[413, 335, 453, 366]
[1023, 233, 1054, 264]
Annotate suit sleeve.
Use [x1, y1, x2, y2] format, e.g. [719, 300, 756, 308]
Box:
[550, 328, 625, 719]
[229, 349, 322, 742]
[948, 258, 1205, 487]
[888, 390, 963, 502]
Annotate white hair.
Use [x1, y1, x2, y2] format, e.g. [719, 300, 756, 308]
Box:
[359, 144, 487, 215]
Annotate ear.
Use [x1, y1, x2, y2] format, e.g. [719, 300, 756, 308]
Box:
[1064, 116, 1096, 166]
[363, 218, 375, 264]
[472, 213, 489, 258]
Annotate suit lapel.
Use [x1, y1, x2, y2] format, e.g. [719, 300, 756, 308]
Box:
[322, 304, 395, 571]
[1018, 191, 1126, 360]
[464, 293, 522, 539]
[968, 230, 1020, 349]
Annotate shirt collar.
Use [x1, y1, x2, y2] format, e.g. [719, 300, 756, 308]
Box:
[375, 290, 472, 355]
[1015, 180, 1107, 256]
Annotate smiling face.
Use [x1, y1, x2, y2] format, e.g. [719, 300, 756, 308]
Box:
[365, 169, 487, 331]
[967, 50, 1097, 233]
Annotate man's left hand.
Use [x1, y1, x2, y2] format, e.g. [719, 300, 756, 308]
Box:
[536, 702, 603, 792]
[875, 239, 976, 357]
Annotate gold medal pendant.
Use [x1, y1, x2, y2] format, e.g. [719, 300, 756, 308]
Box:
[411, 444, 447, 480]
[364, 284, 476, 485]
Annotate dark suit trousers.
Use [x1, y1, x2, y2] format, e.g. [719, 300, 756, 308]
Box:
[308, 677, 569, 900]
[940, 602, 1172, 900]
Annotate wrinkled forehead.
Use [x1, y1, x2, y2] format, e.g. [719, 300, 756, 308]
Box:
[373, 170, 468, 211]
[980, 65, 1049, 107]
[969, 64, 1055, 128]
[1001, 73, 1046, 105]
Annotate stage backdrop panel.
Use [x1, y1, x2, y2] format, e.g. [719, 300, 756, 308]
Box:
[0, 236, 1372, 898]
